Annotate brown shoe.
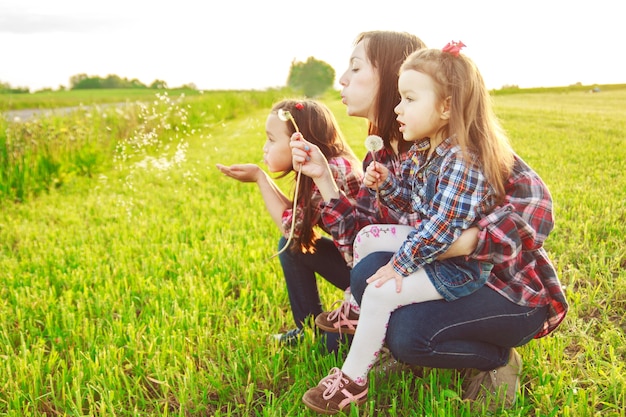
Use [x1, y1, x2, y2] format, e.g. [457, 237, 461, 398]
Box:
[462, 348, 522, 410]
[315, 300, 360, 335]
[371, 346, 420, 376]
[302, 368, 368, 414]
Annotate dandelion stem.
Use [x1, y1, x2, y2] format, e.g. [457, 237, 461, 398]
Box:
[270, 116, 301, 259]
[370, 150, 382, 217]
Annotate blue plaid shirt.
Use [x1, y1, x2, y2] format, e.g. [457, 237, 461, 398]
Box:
[379, 137, 497, 276]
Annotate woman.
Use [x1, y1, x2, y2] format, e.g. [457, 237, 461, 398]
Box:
[292, 33, 568, 411]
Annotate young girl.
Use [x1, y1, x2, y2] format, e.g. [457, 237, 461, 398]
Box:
[216, 99, 362, 342]
[301, 42, 517, 414]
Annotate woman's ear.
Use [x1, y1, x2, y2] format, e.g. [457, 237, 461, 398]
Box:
[440, 96, 452, 120]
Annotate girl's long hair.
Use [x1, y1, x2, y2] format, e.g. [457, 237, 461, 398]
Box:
[272, 99, 360, 252]
[355, 31, 426, 154]
[400, 48, 514, 200]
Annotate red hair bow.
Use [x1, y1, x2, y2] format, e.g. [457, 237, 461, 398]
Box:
[442, 41, 466, 57]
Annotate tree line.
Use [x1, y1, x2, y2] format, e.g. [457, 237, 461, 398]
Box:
[68, 74, 173, 90]
[1, 57, 335, 97]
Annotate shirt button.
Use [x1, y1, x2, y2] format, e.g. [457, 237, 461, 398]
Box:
[407, 268, 413, 273]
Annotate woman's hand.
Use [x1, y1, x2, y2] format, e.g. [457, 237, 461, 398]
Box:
[364, 160, 389, 190]
[290, 132, 341, 201]
[290, 133, 331, 180]
[366, 261, 404, 293]
[216, 163, 262, 183]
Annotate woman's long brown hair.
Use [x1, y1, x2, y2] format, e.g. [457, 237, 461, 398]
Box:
[355, 31, 426, 154]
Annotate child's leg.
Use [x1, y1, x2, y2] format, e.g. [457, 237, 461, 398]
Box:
[341, 268, 442, 384]
[352, 224, 414, 267]
[344, 224, 414, 315]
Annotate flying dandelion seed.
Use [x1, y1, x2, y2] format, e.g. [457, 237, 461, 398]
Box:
[113, 92, 198, 217]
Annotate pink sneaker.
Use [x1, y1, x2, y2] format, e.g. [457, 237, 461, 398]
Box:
[302, 368, 368, 414]
[314, 300, 360, 335]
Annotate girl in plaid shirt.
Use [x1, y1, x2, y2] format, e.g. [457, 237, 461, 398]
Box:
[217, 100, 362, 346]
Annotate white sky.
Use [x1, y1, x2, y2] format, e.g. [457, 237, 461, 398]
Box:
[0, 0, 623, 92]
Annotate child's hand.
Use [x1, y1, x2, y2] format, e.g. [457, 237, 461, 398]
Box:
[366, 261, 404, 293]
[364, 160, 389, 190]
[216, 163, 261, 183]
[290, 133, 331, 180]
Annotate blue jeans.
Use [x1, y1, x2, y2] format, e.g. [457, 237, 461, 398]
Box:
[278, 236, 350, 328]
[351, 252, 549, 370]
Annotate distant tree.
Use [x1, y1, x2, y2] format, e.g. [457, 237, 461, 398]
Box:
[128, 78, 147, 89]
[180, 82, 197, 91]
[287, 57, 335, 97]
[101, 74, 123, 89]
[150, 79, 168, 89]
[69, 73, 89, 89]
[0, 80, 29, 94]
[69, 73, 149, 90]
[72, 76, 102, 89]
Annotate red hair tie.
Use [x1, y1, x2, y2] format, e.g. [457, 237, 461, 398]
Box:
[442, 41, 466, 57]
[295, 102, 304, 111]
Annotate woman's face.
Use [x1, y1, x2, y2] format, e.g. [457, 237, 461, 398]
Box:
[338, 39, 379, 124]
[263, 113, 292, 172]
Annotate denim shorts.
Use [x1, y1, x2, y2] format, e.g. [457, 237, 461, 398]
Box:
[423, 258, 492, 301]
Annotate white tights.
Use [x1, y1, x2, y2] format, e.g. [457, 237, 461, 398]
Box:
[353, 224, 416, 266]
[342, 224, 442, 384]
[343, 224, 417, 312]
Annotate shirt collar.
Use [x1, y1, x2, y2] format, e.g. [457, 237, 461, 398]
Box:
[413, 136, 453, 155]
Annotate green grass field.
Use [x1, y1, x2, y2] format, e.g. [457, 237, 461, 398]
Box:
[0, 87, 625, 416]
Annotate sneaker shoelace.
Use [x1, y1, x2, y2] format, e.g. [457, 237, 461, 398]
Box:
[321, 368, 350, 400]
[326, 300, 357, 334]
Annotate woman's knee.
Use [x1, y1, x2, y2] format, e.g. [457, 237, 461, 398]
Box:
[385, 305, 432, 362]
[350, 251, 393, 304]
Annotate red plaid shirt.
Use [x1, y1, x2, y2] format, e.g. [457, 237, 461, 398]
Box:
[281, 156, 362, 262]
[321, 147, 420, 266]
[473, 155, 568, 338]
[322, 148, 568, 338]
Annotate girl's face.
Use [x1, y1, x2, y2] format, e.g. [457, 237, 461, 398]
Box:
[338, 40, 379, 123]
[394, 70, 448, 143]
[263, 113, 293, 172]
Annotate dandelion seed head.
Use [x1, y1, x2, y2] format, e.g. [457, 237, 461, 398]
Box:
[277, 109, 293, 122]
[365, 135, 384, 152]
